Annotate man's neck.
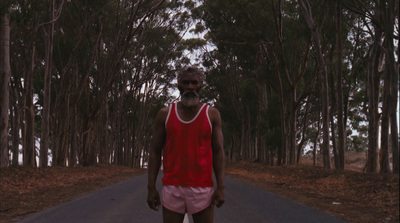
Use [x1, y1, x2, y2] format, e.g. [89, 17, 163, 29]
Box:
[176, 101, 203, 121]
[178, 101, 202, 112]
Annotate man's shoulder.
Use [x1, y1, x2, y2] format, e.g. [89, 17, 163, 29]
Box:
[206, 105, 221, 121]
[160, 105, 170, 113]
[206, 104, 219, 112]
[156, 105, 170, 121]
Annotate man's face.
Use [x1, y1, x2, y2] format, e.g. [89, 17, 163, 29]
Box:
[178, 72, 201, 107]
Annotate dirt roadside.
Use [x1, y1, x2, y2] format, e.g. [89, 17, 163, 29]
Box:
[0, 161, 398, 223]
[0, 165, 146, 223]
[226, 161, 399, 223]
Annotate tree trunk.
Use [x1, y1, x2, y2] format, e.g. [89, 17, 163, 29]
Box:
[392, 68, 399, 173]
[289, 91, 297, 165]
[365, 0, 388, 173]
[278, 100, 286, 165]
[0, 14, 11, 167]
[69, 105, 78, 166]
[328, 62, 338, 169]
[9, 81, 22, 166]
[40, 0, 55, 167]
[262, 42, 288, 166]
[257, 80, 268, 164]
[396, 2, 400, 173]
[297, 96, 311, 164]
[382, 0, 399, 173]
[98, 99, 108, 164]
[313, 116, 321, 166]
[389, 50, 399, 173]
[298, 0, 331, 169]
[23, 44, 36, 167]
[10, 93, 20, 166]
[380, 69, 390, 173]
[365, 31, 382, 173]
[82, 116, 97, 166]
[231, 132, 239, 162]
[335, 1, 346, 170]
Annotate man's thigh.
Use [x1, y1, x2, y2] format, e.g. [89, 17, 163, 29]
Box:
[192, 205, 214, 223]
[163, 206, 185, 223]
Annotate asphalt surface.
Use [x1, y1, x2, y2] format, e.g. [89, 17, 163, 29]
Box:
[17, 174, 348, 223]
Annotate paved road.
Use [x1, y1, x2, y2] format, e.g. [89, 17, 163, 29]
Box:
[17, 174, 347, 223]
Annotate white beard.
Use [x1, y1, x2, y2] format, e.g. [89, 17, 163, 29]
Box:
[181, 96, 200, 107]
[181, 91, 200, 107]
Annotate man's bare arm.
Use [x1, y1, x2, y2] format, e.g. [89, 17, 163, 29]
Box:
[147, 106, 168, 210]
[210, 107, 225, 207]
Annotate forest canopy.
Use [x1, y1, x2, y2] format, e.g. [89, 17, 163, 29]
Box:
[0, 0, 398, 174]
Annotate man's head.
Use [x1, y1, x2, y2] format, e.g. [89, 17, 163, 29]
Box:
[177, 66, 204, 107]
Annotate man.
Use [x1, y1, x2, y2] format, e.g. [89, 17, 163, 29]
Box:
[147, 66, 225, 223]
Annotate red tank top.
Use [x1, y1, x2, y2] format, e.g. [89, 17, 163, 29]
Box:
[162, 103, 213, 187]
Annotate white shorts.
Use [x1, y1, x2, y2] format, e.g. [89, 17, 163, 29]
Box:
[162, 185, 214, 214]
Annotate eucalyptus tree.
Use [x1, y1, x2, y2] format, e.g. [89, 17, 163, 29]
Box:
[364, 0, 385, 173]
[203, 53, 251, 162]
[380, 0, 399, 174]
[48, 0, 197, 166]
[364, 0, 398, 173]
[6, 3, 23, 166]
[3, 0, 202, 167]
[40, 0, 65, 168]
[297, 0, 358, 169]
[198, 0, 320, 165]
[0, 8, 11, 167]
[198, 0, 268, 162]
[6, 1, 64, 167]
[339, 0, 399, 173]
[7, 1, 49, 167]
[298, 0, 331, 169]
[332, 1, 346, 170]
[270, 0, 318, 165]
[103, 0, 202, 167]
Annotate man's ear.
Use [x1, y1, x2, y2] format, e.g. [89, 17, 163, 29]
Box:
[177, 85, 183, 93]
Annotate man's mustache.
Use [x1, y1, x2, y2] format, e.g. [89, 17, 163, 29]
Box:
[182, 90, 199, 98]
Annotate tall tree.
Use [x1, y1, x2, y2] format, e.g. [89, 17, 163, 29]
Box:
[12, 2, 44, 167]
[380, 0, 399, 173]
[339, 0, 398, 173]
[199, 0, 318, 165]
[23, 41, 36, 167]
[364, 0, 384, 173]
[40, 0, 64, 167]
[335, 1, 346, 170]
[0, 12, 11, 167]
[298, 0, 331, 169]
[4, 0, 396, 171]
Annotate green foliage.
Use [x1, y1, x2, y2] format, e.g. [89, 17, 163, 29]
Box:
[265, 126, 282, 150]
[349, 135, 368, 152]
[238, 78, 257, 108]
[0, 0, 16, 15]
[7, 0, 394, 167]
[264, 93, 282, 129]
[6, 0, 203, 166]
[195, 0, 387, 164]
[181, 38, 207, 52]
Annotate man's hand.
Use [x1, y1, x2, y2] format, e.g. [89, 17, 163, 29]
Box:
[147, 188, 161, 211]
[212, 187, 225, 208]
